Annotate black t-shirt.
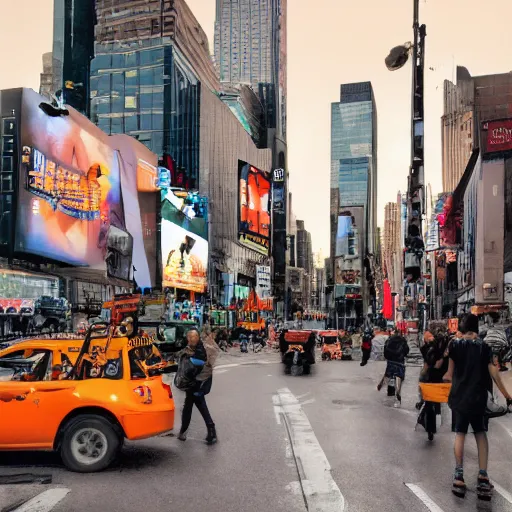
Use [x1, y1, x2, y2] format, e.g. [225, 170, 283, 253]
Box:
[448, 336, 492, 415]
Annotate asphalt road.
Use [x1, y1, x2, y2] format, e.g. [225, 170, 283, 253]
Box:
[2, 350, 512, 512]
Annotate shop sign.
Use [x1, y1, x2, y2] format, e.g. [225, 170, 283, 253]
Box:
[256, 265, 271, 292]
[484, 119, 512, 153]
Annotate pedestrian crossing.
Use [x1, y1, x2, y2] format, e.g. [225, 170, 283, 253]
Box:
[6, 488, 70, 512]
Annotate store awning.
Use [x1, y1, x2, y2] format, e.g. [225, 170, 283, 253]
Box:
[471, 303, 507, 315]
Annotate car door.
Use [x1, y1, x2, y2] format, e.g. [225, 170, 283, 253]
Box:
[0, 349, 76, 448]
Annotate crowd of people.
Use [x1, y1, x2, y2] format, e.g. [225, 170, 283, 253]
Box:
[173, 313, 512, 502]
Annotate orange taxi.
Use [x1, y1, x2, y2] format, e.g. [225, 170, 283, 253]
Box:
[0, 329, 175, 472]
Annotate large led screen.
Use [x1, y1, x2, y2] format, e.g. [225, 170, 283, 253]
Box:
[161, 188, 208, 293]
[335, 215, 352, 256]
[238, 161, 271, 255]
[15, 89, 131, 279]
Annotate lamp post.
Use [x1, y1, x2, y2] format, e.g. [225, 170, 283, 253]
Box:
[385, 0, 426, 324]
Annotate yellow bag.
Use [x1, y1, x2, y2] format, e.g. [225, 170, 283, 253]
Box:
[420, 382, 451, 403]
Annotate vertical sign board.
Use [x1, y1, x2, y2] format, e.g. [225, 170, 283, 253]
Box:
[256, 265, 272, 298]
[272, 168, 287, 303]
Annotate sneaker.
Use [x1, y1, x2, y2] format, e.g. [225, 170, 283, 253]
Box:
[394, 398, 401, 408]
[428, 432, 434, 441]
[177, 432, 187, 441]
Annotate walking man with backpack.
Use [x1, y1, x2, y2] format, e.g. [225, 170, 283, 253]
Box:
[377, 328, 410, 407]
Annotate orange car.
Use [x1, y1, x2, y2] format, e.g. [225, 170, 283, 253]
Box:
[0, 332, 175, 472]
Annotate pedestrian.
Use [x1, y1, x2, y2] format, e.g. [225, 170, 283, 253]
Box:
[377, 328, 410, 407]
[417, 321, 450, 441]
[444, 314, 512, 501]
[177, 327, 219, 445]
[360, 327, 374, 367]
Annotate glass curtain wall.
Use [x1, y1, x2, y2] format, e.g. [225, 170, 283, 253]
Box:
[90, 38, 200, 185]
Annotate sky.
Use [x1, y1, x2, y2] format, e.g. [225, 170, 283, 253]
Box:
[2, 0, 512, 256]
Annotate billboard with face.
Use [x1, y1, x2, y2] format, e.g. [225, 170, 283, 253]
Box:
[161, 188, 208, 293]
[16, 89, 132, 280]
[238, 161, 271, 255]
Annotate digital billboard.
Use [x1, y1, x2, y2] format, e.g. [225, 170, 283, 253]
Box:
[16, 89, 132, 280]
[161, 188, 208, 293]
[335, 215, 352, 256]
[238, 161, 271, 255]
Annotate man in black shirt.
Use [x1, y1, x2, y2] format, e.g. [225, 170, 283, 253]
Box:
[445, 314, 512, 501]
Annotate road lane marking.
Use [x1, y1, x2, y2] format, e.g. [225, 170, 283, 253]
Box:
[274, 388, 346, 512]
[492, 480, 512, 505]
[13, 488, 70, 512]
[405, 484, 445, 512]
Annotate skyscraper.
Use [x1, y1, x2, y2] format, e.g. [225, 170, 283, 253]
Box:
[214, 0, 273, 85]
[89, 0, 219, 186]
[330, 82, 378, 325]
[52, 0, 96, 114]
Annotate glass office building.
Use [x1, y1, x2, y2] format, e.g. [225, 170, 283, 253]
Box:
[90, 39, 200, 186]
[330, 82, 377, 323]
[331, 82, 377, 251]
[52, 0, 95, 114]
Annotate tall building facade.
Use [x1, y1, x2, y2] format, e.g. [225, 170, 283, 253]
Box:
[214, 0, 288, 313]
[214, 0, 273, 86]
[89, 0, 219, 187]
[330, 82, 378, 326]
[382, 201, 402, 296]
[442, 66, 512, 192]
[52, 0, 96, 114]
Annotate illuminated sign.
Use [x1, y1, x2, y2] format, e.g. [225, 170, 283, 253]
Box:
[273, 168, 285, 182]
[238, 161, 271, 255]
[484, 119, 512, 153]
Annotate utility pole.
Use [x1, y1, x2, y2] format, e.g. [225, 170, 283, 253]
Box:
[404, 0, 426, 325]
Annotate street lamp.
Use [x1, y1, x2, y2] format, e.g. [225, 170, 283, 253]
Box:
[385, 42, 412, 71]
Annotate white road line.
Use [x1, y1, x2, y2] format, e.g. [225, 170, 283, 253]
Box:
[215, 363, 240, 370]
[405, 484, 445, 512]
[13, 488, 70, 512]
[274, 388, 346, 512]
[492, 480, 512, 505]
[497, 418, 512, 440]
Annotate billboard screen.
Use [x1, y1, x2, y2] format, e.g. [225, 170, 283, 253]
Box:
[161, 188, 208, 293]
[335, 215, 352, 256]
[238, 161, 271, 255]
[15, 89, 132, 280]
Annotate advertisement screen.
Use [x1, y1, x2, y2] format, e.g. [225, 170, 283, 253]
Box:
[161, 188, 208, 293]
[16, 89, 131, 280]
[238, 161, 271, 255]
[335, 215, 352, 256]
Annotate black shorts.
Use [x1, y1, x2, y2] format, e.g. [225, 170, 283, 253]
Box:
[452, 412, 488, 434]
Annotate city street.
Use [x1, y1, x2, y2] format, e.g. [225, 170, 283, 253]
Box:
[2, 351, 512, 512]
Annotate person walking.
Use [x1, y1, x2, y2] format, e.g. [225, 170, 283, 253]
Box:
[445, 314, 512, 501]
[177, 327, 219, 445]
[360, 327, 374, 367]
[418, 321, 450, 441]
[377, 328, 410, 407]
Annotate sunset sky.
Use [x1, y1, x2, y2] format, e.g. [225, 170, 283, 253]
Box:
[2, 0, 511, 253]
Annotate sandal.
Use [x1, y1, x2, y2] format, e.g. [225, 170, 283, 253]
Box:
[477, 476, 493, 502]
[452, 477, 466, 498]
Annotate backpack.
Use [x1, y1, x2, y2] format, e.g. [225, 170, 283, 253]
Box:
[174, 354, 198, 391]
[384, 335, 408, 362]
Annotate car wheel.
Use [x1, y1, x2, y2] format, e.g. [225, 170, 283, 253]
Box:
[60, 415, 121, 473]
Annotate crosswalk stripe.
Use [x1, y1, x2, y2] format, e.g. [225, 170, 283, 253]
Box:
[405, 483, 445, 512]
[492, 480, 512, 505]
[12, 488, 70, 512]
